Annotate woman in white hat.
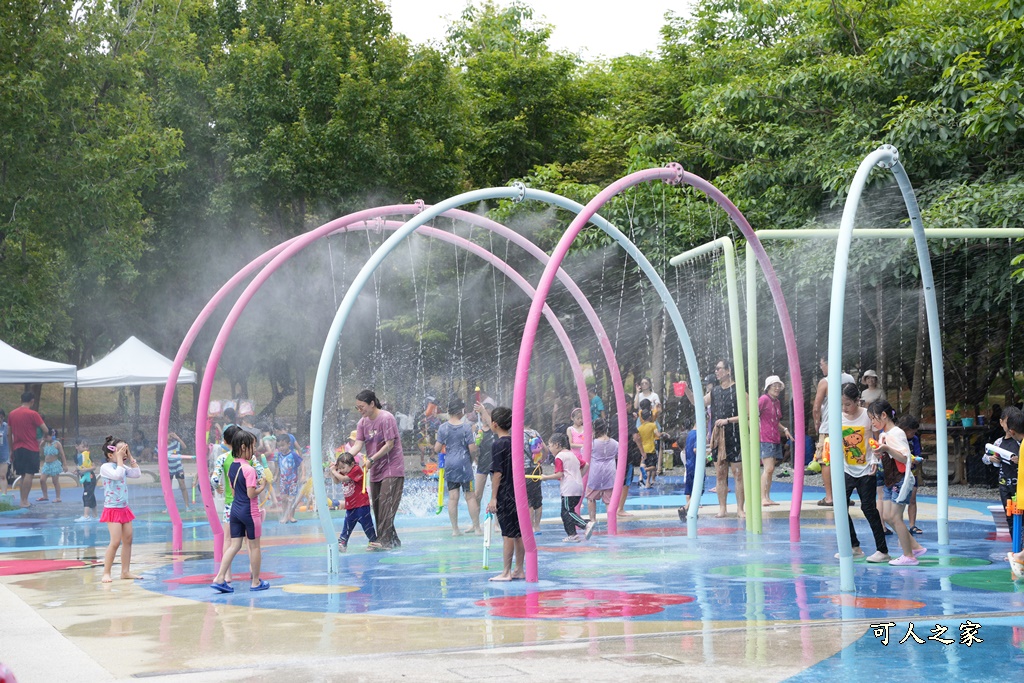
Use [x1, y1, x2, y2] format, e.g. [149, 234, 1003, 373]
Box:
[759, 375, 791, 506]
[860, 370, 884, 405]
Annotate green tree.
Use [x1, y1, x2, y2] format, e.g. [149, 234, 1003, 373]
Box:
[446, 1, 600, 186]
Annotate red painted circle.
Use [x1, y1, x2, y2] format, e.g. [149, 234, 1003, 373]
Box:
[476, 589, 694, 619]
[0, 559, 92, 576]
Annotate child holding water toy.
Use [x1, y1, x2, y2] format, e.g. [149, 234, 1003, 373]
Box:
[540, 433, 594, 542]
[486, 407, 524, 581]
[522, 410, 546, 533]
[210, 430, 269, 593]
[329, 452, 377, 552]
[99, 436, 142, 582]
[869, 399, 926, 566]
[836, 383, 889, 564]
[74, 439, 96, 522]
[982, 406, 1022, 539]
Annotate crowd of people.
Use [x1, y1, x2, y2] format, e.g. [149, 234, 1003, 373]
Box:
[4, 369, 1022, 583]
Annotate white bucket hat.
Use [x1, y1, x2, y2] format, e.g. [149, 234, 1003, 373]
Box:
[763, 375, 785, 392]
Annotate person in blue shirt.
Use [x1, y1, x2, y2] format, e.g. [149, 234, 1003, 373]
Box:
[434, 399, 480, 535]
[588, 386, 606, 422]
[683, 421, 699, 506]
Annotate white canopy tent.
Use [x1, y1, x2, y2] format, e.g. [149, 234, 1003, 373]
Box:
[64, 337, 196, 438]
[0, 339, 77, 384]
[66, 336, 196, 388]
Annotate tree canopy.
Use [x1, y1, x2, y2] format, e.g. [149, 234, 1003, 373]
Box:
[2, 0, 1022, 422]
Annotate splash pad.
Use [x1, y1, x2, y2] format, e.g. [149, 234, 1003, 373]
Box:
[2, 150, 1024, 681]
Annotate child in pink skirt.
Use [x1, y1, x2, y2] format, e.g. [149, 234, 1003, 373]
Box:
[99, 436, 142, 582]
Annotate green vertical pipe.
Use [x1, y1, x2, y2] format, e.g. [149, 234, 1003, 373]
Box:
[746, 245, 762, 533]
[672, 237, 753, 525]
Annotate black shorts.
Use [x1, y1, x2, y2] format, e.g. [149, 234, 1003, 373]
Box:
[628, 451, 643, 467]
[446, 479, 473, 493]
[643, 452, 658, 468]
[526, 480, 543, 509]
[12, 448, 39, 476]
[496, 501, 521, 538]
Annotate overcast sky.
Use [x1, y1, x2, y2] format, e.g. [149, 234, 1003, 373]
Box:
[386, 0, 693, 59]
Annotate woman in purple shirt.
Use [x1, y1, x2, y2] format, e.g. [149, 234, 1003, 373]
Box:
[351, 389, 405, 550]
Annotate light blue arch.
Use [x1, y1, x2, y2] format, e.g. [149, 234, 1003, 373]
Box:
[309, 186, 708, 573]
[828, 144, 948, 592]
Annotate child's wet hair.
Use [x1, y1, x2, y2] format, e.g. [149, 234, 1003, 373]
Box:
[223, 424, 241, 444]
[336, 452, 355, 466]
[897, 414, 920, 432]
[641, 408, 653, 422]
[491, 407, 513, 431]
[593, 418, 608, 436]
[1003, 405, 1024, 434]
[230, 429, 256, 458]
[841, 382, 860, 402]
[548, 432, 570, 451]
[866, 399, 896, 422]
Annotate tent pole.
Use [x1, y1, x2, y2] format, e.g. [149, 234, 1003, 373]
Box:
[61, 387, 67, 440]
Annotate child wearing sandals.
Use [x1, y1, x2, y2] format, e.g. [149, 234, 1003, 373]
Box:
[869, 399, 926, 566]
[539, 433, 594, 542]
[99, 437, 142, 582]
[211, 430, 269, 593]
[329, 452, 376, 552]
[486, 407, 524, 581]
[898, 415, 925, 535]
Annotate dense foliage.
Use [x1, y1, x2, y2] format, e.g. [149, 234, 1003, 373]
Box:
[2, 0, 1022, 421]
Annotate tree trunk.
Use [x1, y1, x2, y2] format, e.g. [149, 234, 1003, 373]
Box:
[909, 290, 927, 418]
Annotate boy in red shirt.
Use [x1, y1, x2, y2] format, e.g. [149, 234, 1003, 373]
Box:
[329, 452, 377, 552]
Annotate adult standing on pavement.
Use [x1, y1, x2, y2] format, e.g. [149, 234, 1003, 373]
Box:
[351, 389, 405, 550]
[759, 376, 791, 506]
[8, 392, 48, 509]
[688, 360, 743, 518]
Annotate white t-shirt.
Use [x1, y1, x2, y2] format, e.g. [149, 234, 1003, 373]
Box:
[635, 391, 661, 412]
[861, 387, 885, 405]
[840, 407, 876, 478]
[819, 373, 856, 433]
[880, 426, 911, 474]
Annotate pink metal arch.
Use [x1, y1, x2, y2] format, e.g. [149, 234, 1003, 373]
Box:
[681, 173, 806, 540]
[159, 204, 613, 553]
[512, 166, 807, 583]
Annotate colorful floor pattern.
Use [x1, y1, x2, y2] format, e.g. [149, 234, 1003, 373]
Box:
[2, 475, 1023, 680]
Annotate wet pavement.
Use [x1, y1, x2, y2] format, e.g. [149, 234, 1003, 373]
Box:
[1, 475, 1021, 681]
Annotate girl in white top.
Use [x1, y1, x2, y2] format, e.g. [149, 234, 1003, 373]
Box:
[540, 433, 593, 542]
[633, 377, 661, 416]
[869, 399, 926, 566]
[98, 436, 142, 582]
